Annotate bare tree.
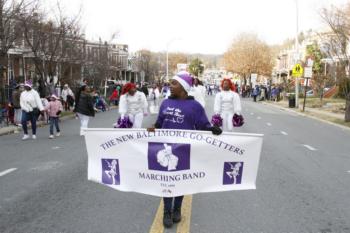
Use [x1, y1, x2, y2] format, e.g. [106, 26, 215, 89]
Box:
[320, 4, 350, 121]
[136, 49, 161, 83]
[224, 33, 274, 85]
[168, 52, 187, 73]
[0, 0, 30, 103]
[20, 1, 82, 96]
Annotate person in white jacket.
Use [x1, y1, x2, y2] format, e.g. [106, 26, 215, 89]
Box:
[214, 79, 242, 132]
[61, 84, 75, 111]
[20, 81, 44, 140]
[189, 78, 206, 108]
[118, 82, 148, 128]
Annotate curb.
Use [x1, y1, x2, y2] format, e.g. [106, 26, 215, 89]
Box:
[262, 102, 350, 132]
[0, 106, 119, 137]
[0, 114, 77, 136]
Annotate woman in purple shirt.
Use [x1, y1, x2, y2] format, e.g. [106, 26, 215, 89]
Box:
[151, 71, 222, 228]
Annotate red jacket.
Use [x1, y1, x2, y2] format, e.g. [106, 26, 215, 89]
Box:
[109, 90, 118, 100]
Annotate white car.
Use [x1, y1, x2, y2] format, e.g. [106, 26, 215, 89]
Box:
[306, 90, 314, 97]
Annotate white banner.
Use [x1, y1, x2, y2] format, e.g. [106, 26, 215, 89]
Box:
[85, 129, 263, 197]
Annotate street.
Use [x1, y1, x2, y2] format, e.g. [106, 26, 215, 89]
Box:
[1, 96, 350, 233]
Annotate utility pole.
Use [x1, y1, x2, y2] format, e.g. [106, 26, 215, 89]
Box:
[294, 0, 300, 108]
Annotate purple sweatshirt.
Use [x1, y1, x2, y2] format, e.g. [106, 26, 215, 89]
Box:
[155, 96, 211, 130]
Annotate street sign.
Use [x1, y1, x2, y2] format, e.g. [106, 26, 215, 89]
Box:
[292, 64, 303, 77]
[307, 58, 314, 67]
[304, 67, 312, 78]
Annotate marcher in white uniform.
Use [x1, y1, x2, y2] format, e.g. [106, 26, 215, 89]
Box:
[149, 84, 160, 114]
[214, 79, 242, 131]
[189, 78, 206, 107]
[119, 83, 148, 128]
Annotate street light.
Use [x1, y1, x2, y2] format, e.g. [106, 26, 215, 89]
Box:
[166, 38, 181, 82]
[321, 58, 333, 76]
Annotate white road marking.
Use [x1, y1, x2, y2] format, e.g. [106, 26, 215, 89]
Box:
[0, 168, 17, 177]
[280, 131, 288, 135]
[266, 122, 272, 126]
[250, 113, 254, 115]
[257, 116, 262, 120]
[52, 146, 61, 150]
[347, 170, 350, 173]
[303, 144, 317, 151]
[30, 161, 63, 171]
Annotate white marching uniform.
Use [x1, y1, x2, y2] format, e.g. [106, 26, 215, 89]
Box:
[149, 88, 160, 114]
[189, 85, 206, 108]
[119, 91, 148, 128]
[214, 90, 242, 131]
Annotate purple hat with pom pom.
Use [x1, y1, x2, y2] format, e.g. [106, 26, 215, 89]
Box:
[172, 71, 193, 93]
[24, 80, 32, 88]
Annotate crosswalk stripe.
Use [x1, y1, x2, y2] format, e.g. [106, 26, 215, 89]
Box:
[0, 168, 17, 177]
[303, 144, 317, 151]
[280, 131, 288, 135]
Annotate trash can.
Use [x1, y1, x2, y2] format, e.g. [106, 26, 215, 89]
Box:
[288, 95, 296, 108]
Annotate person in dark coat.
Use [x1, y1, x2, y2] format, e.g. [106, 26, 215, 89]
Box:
[74, 84, 95, 136]
[12, 84, 24, 125]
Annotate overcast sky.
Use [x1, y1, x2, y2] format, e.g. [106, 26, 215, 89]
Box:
[45, 0, 348, 54]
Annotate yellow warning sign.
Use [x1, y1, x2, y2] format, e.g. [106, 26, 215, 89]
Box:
[292, 64, 303, 77]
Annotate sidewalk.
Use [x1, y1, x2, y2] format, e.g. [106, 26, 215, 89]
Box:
[0, 113, 76, 136]
[262, 100, 349, 130]
[0, 106, 118, 136]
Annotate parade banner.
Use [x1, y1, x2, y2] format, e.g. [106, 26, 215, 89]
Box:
[85, 129, 263, 197]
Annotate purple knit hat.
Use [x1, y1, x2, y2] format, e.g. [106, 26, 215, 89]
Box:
[24, 80, 32, 88]
[172, 71, 193, 93]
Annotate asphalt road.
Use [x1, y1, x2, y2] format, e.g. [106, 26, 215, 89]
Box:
[0, 95, 349, 233]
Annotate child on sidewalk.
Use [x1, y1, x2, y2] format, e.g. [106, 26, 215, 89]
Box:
[149, 71, 222, 228]
[45, 95, 63, 139]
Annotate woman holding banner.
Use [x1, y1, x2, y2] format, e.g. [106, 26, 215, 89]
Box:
[214, 78, 242, 132]
[118, 82, 148, 128]
[150, 71, 222, 228]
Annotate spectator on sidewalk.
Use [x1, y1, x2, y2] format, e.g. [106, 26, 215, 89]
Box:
[20, 80, 44, 140]
[45, 94, 63, 139]
[12, 84, 24, 126]
[61, 84, 75, 111]
[252, 85, 260, 102]
[141, 83, 149, 98]
[39, 96, 50, 123]
[109, 87, 119, 106]
[74, 84, 95, 136]
[271, 86, 277, 102]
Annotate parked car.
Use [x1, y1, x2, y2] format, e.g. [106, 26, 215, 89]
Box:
[306, 90, 314, 97]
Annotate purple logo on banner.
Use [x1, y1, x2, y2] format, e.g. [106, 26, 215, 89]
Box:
[148, 142, 190, 171]
[223, 162, 244, 185]
[101, 159, 120, 185]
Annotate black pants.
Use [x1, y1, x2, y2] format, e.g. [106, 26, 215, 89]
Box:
[163, 196, 184, 211]
[21, 110, 37, 135]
